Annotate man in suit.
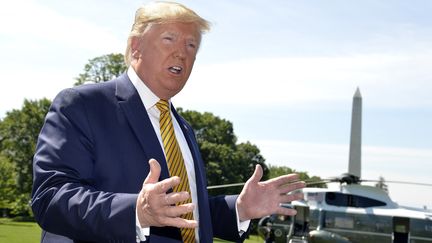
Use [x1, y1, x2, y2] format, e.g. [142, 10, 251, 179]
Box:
[31, 2, 305, 242]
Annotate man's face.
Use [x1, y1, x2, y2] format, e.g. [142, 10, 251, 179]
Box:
[131, 22, 200, 100]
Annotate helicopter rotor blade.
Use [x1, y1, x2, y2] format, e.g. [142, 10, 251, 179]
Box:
[206, 182, 245, 190]
[206, 177, 432, 190]
[360, 179, 432, 187]
[206, 178, 332, 190]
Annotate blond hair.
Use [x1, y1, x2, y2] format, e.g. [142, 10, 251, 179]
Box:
[124, 1, 211, 65]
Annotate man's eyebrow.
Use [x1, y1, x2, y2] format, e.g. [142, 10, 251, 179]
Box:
[187, 36, 198, 42]
[161, 30, 198, 42]
[162, 31, 177, 36]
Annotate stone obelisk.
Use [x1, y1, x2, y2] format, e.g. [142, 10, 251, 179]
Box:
[348, 88, 362, 179]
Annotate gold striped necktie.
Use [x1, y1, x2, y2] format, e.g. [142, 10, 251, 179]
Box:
[156, 99, 195, 243]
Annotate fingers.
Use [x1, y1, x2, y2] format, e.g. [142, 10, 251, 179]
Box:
[275, 206, 298, 216]
[264, 173, 306, 197]
[143, 159, 182, 194]
[265, 173, 300, 186]
[144, 158, 161, 185]
[154, 176, 181, 193]
[164, 216, 198, 229]
[247, 164, 263, 184]
[137, 188, 196, 228]
[138, 201, 197, 228]
[280, 191, 304, 203]
[274, 191, 304, 217]
[138, 162, 196, 229]
[279, 181, 306, 195]
[163, 191, 190, 206]
[164, 202, 195, 218]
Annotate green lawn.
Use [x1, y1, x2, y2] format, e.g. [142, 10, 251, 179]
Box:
[214, 235, 262, 243]
[0, 218, 262, 243]
[0, 218, 41, 243]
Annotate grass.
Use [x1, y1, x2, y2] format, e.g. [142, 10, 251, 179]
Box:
[0, 218, 262, 243]
[214, 234, 262, 243]
[0, 218, 41, 243]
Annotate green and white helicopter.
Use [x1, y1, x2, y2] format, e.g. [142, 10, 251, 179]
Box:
[209, 89, 432, 243]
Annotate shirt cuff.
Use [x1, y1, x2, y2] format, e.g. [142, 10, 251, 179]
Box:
[235, 200, 251, 236]
[136, 208, 150, 242]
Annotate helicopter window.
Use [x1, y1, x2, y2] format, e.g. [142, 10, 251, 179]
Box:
[410, 218, 432, 238]
[308, 209, 320, 230]
[325, 192, 386, 207]
[334, 216, 354, 228]
[324, 211, 393, 234]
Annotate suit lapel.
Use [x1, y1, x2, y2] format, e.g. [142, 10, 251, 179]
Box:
[115, 74, 171, 180]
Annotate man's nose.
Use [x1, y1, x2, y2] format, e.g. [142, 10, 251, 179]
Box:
[173, 44, 187, 59]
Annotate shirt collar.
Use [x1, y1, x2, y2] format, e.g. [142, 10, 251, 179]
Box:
[127, 66, 170, 111]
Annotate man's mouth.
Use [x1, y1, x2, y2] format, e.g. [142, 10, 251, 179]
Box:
[168, 66, 182, 74]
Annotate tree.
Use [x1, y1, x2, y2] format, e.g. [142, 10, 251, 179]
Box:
[0, 98, 51, 216]
[178, 109, 269, 195]
[177, 109, 237, 146]
[74, 53, 127, 86]
[0, 155, 16, 217]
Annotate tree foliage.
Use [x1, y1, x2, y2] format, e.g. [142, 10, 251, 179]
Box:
[178, 109, 268, 195]
[0, 155, 16, 215]
[74, 53, 127, 86]
[0, 98, 51, 216]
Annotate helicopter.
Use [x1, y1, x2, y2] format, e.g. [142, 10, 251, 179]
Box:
[208, 88, 432, 243]
[254, 88, 432, 243]
[256, 175, 432, 243]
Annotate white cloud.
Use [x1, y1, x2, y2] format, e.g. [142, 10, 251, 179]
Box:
[178, 53, 432, 109]
[253, 139, 432, 181]
[0, 0, 125, 118]
[0, 67, 75, 116]
[0, 0, 123, 54]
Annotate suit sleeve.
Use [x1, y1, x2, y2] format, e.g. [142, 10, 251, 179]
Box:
[209, 195, 251, 242]
[31, 88, 137, 242]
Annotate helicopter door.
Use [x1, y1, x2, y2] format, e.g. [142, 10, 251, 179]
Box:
[392, 217, 410, 243]
[288, 205, 310, 243]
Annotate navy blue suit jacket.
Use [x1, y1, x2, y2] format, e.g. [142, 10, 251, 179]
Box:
[31, 74, 246, 242]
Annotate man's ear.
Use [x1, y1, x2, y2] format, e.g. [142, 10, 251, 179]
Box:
[131, 36, 141, 59]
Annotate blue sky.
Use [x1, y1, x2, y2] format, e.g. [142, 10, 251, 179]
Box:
[0, 0, 431, 208]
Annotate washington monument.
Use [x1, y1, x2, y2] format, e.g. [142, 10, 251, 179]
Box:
[348, 88, 362, 178]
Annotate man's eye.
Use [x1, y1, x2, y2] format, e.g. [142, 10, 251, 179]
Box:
[163, 36, 173, 42]
[188, 43, 196, 49]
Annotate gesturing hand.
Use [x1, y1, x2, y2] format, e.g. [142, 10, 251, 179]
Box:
[136, 159, 197, 228]
[236, 164, 306, 222]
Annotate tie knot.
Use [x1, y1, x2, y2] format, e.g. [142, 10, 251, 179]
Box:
[156, 99, 170, 113]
